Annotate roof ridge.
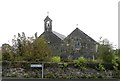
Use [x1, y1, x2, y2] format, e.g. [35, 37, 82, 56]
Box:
[44, 16, 52, 21]
[66, 28, 97, 43]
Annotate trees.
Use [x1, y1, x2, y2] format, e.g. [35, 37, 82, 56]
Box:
[31, 36, 52, 62]
[3, 32, 52, 62]
[116, 49, 120, 59]
[2, 43, 13, 61]
[97, 38, 114, 63]
[11, 32, 30, 61]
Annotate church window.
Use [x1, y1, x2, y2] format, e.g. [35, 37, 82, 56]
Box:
[46, 21, 50, 28]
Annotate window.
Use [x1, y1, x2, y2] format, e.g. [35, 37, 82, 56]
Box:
[46, 21, 50, 28]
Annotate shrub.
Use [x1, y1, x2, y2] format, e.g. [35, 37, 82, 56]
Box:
[96, 63, 105, 72]
[74, 56, 86, 64]
[74, 56, 87, 70]
[78, 56, 86, 63]
[50, 56, 61, 62]
[112, 57, 119, 78]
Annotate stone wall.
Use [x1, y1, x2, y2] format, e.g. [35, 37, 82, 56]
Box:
[2, 62, 120, 79]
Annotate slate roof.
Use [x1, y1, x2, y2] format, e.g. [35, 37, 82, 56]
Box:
[53, 31, 66, 40]
[65, 27, 97, 44]
[40, 31, 63, 44]
[44, 16, 52, 21]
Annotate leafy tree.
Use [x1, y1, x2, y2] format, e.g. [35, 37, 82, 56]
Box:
[11, 32, 52, 62]
[97, 38, 114, 63]
[32, 37, 52, 62]
[115, 49, 120, 63]
[22, 37, 34, 61]
[118, 49, 120, 57]
[11, 32, 29, 61]
[2, 43, 13, 61]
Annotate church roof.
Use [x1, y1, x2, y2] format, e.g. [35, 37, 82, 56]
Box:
[44, 16, 52, 21]
[52, 31, 66, 40]
[40, 31, 63, 44]
[66, 27, 97, 44]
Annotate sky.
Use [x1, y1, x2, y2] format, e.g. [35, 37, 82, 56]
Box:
[0, 0, 119, 49]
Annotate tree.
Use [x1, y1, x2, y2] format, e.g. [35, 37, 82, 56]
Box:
[112, 49, 120, 63]
[22, 37, 34, 61]
[97, 38, 114, 63]
[2, 43, 13, 61]
[118, 49, 120, 57]
[11, 32, 28, 61]
[32, 37, 52, 62]
[3, 32, 53, 62]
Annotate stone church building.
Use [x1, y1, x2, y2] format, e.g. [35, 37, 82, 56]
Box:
[39, 16, 98, 59]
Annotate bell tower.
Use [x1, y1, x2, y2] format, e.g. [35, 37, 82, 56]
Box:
[44, 15, 52, 32]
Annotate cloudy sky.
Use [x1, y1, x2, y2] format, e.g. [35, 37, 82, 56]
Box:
[0, 0, 119, 49]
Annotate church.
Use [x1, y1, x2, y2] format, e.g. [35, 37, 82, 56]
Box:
[39, 15, 98, 59]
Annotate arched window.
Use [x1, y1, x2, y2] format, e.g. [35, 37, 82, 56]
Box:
[46, 21, 50, 28]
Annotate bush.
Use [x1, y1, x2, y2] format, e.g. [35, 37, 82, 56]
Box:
[74, 56, 86, 64]
[74, 56, 87, 70]
[97, 39, 114, 63]
[96, 63, 105, 71]
[50, 56, 61, 62]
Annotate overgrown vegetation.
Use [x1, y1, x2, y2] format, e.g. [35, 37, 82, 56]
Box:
[2, 33, 120, 63]
[1, 33, 120, 79]
[2, 32, 52, 62]
[97, 38, 118, 63]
